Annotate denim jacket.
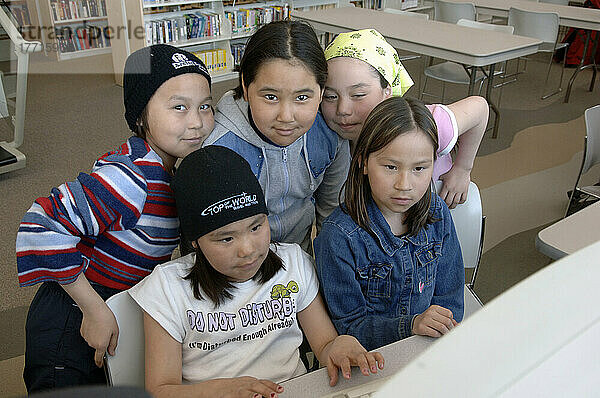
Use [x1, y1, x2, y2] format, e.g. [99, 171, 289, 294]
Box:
[314, 194, 464, 351]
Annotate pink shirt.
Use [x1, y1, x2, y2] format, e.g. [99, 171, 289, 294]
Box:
[426, 104, 459, 181]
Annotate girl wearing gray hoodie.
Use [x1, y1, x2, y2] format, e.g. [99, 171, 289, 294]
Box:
[204, 21, 350, 253]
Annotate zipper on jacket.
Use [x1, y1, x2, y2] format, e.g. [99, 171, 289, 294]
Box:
[275, 147, 290, 241]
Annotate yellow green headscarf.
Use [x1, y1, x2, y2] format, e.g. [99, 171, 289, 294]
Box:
[324, 29, 414, 96]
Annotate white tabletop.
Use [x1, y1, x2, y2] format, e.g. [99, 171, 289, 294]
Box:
[445, 0, 600, 30]
[279, 335, 433, 397]
[375, 240, 600, 397]
[536, 201, 600, 259]
[292, 7, 541, 66]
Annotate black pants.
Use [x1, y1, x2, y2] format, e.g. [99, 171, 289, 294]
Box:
[24, 281, 119, 394]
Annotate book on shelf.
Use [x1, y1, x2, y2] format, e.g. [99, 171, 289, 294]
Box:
[230, 42, 245, 69]
[144, 11, 223, 45]
[225, 4, 289, 35]
[192, 48, 228, 73]
[360, 0, 382, 8]
[7, 3, 31, 27]
[54, 24, 111, 53]
[50, 0, 107, 22]
[301, 3, 337, 10]
[400, 0, 419, 9]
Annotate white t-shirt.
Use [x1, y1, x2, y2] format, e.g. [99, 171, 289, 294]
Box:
[129, 242, 319, 384]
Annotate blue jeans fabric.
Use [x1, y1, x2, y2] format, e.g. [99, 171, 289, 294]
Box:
[314, 194, 464, 351]
[24, 281, 119, 393]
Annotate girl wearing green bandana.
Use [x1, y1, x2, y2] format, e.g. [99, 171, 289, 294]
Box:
[321, 29, 488, 209]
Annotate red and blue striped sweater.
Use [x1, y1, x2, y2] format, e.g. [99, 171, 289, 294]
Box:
[16, 137, 180, 290]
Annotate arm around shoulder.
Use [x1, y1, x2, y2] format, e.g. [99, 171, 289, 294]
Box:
[438, 96, 488, 208]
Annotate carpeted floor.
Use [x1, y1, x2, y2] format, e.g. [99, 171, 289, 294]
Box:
[0, 43, 598, 397]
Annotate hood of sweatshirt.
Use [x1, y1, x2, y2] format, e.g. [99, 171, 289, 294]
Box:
[203, 91, 319, 247]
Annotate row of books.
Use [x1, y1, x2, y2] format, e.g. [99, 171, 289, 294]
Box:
[143, 0, 192, 4]
[231, 43, 245, 69]
[361, 0, 383, 9]
[192, 49, 228, 73]
[55, 25, 111, 53]
[225, 4, 289, 35]
[8, 3, 31, 27]
[50, 0, 107, 22]
[144, 12, 223, 45]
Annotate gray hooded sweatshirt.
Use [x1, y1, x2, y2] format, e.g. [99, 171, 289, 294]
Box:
[203, 91, 350, 251]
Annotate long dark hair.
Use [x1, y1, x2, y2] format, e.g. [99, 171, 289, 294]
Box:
[184, 244, 285, 307]
[234, 20, 327, 99]
[343, 96, 438, 238]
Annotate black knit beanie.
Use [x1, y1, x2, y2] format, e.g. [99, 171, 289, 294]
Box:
[172, 146, 268, 242]
[123, 44, 212, 132]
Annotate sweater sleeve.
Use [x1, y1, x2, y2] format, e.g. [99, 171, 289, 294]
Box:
[16, 156, 148, 287]
[313, 137, 350, 234]
[314, 222, 413, 351]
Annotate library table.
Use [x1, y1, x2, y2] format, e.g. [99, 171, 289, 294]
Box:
[280, 286, 483, 397]
[279, 335, 433, 397]
[292, 7, 541, 138]
[536, 201, 600, 260]
[444, 0, 600, 103]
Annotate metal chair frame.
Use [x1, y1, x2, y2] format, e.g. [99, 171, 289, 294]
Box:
[507, 7, 570, 100]
[565, 105, 600, 217]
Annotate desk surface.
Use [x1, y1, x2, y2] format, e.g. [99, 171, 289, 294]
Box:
[445, 0, 600, 30]
[292, 7, 541, 66]
[280, 335, 433, 397]
[536, 201, 600, 259]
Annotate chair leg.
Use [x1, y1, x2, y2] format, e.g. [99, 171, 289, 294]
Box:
[540, 52, 557, 100]
[565, 144, 586, 218]
[565, 188, 578, 218]
[559, 45, 567, 90]
[469, 215, 486, 290]
[499, 58, 523, 83]
[420, 75, 428, 100]
[477, 75, 486, 96]
[542, 39, 568, 100]
[496, 61, 508, 110]
[441, 82, 446, 104]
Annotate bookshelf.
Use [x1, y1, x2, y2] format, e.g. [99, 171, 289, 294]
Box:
[2, 0, 41, 41]
[0, 1, 41, 63]
[36, 0, 111, 60]
[107, 0, 350, 85]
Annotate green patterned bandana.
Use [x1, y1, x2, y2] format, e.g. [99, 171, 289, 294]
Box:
[324, 29, 414, 96]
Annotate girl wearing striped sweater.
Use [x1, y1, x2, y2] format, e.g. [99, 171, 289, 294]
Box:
[15, 44, 215, 393]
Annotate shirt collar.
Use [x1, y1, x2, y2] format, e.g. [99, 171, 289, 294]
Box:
[366, 198, 430, 256]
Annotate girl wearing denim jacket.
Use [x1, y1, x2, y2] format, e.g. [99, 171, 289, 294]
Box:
[314, 96, 464, 352]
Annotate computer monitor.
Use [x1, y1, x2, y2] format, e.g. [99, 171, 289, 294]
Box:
[374, 240, 600, 397]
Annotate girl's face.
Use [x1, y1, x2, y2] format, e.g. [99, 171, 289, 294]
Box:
[145, 73, 214, 170]
[363, 129, 434, 224]
[194, 214, 271, 283]
[321, 57, 392, 141]
[243, 59, 323, 147]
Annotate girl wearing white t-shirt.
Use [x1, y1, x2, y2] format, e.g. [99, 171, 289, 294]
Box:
[130, 145, 384, 398]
